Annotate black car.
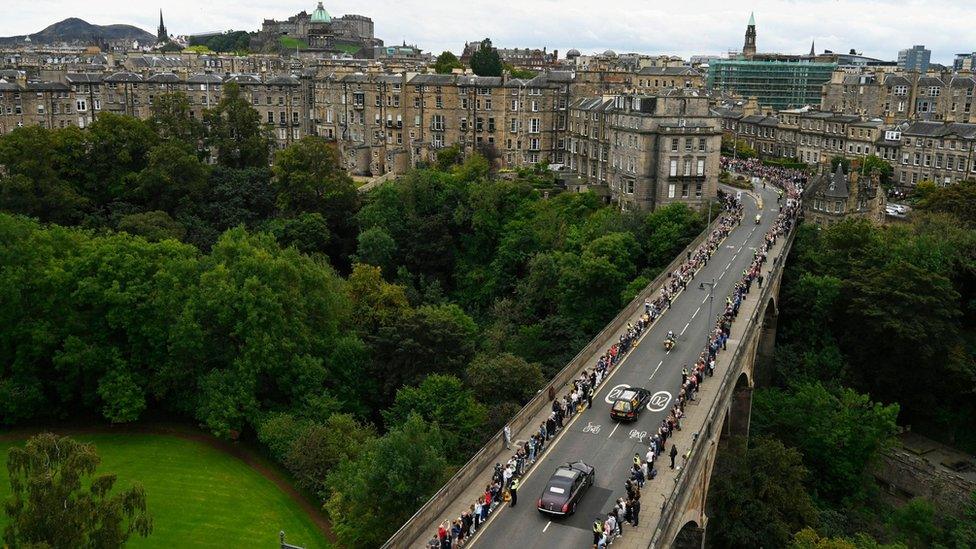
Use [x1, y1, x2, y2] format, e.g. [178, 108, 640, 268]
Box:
[536, 460, 595, 516]
[609, 387, 652, 421]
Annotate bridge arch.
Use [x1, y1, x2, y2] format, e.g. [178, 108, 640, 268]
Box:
[674, 518, 705, 548]
[763, 295, 778, 321]
[754, 295, 779, 386]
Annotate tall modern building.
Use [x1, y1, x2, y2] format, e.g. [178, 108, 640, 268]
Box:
[953, 52, 976, 71]
[708, 60, 836, 110]
[707, 14, 836, 110]
[898, 45, 931, 72]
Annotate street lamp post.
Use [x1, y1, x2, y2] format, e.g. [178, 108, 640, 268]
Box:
[698, 278, 716, 348]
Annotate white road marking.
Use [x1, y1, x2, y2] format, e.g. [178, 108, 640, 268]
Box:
[543, 521, 551, 533]
[701, 297, 707, 304]
[649, 360, 664, 380]
[680, 322, 689, 335]
[726, 261, 733, 269]
[718, 271, 725, 280]
[608, 422, 621, 438]
[692, 306, 700, 318]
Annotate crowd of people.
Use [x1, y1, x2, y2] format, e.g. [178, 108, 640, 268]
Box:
[593, 159, 803, 548]
[426, 184, 767, 549]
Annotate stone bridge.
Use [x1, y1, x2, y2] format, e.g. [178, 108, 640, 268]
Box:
[384, 185, 797, 549]
[652, 227, 795, 549]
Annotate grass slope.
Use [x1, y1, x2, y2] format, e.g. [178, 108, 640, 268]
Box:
[0, 433, 329, 549]
[279, 36, 309, 50]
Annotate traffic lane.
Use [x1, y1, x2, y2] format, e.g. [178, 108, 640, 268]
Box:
[475, 193, 775, 548]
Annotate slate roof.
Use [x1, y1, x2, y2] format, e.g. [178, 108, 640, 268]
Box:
[824, 164, 850, 199]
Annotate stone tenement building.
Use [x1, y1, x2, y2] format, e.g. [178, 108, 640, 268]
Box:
[0, 71, 307, 149]
[821, 69, 976, 123]
[803, 164, 886, 227]
[310, 71, 573, 176]
[715, 104, 976, 189]
[567, 89, 722, 210]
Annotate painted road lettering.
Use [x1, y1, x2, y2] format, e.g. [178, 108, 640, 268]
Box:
[647, 391, 672, 412]
[605, 384, 629, 404]
[582, 422, 602, 434]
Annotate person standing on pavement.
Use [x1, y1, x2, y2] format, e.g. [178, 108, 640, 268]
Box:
[630, 496, 641, 527]
[503, 424, 511, 450]
[670, 444, 678, 469]
[592, 517, 604, 546]
[509, 476, 519, 507]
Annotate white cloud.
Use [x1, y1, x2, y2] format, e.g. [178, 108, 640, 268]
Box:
[1, 0, 973, 63]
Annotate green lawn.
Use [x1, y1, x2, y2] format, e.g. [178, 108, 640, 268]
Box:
[279, 36, 309, 50]
[0, 433, 330, 549]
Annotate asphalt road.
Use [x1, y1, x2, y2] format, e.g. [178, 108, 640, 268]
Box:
[473, 183, 780, 548]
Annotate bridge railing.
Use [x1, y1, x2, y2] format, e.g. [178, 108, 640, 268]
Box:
[382, 213, 728, 548]
[649, 224, 797, 548]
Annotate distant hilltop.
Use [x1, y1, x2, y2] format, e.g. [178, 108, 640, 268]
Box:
[0, 17, 155, 46]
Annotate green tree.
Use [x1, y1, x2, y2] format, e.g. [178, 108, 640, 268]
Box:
[273, 136, 359, 265]
[265, 212, 332, 256]
[185, 228, 350, 437]
[283, 413, 375, 500]
[150, 92, 205, 150]
[366, 303, 478, 402]
[353, 226, 398, 275]
[326, 413, 449, 548]
[888, 498, 939, 548]
[0, 126, 88, 223]
[842, 260, 961, 410]
[435, 143, 463, 170]
[752, 383, 899, 504]
[916, 179, 976, 227]
[132, 141, 210, 213]
[346, 263, 410, 332]
[85, 113, 159, 207]
[708, 437, 818, 548]
[181, 166, 277, 248]
[204, 81, 272, 168]
[790, 528, 906, 549]
[831, 155, 852, 173]
[117, 210, 187, 241]
[433, 51, 463, 74]
[855, 155, 894, 188]
[470, 38, 503, 77]
[273, 136, 358, 220]
[503, 63, 536, 79]
[383, 374, 487, 456]
[3, 433, 153, 547]
[465, 353, 544, 405]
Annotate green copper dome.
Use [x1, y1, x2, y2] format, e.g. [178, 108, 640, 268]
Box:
[311, 2, 331, 23]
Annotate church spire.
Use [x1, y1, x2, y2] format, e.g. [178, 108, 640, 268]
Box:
[810, 40, 815, 56]
[157, 9, 168, 43]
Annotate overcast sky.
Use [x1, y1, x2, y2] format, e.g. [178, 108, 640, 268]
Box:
[3, 0, 974, 64]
